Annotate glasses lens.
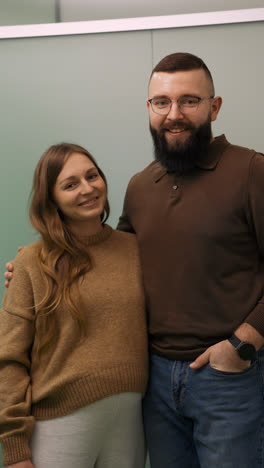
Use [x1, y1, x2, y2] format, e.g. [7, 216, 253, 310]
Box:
[179, 96, 200, 110]
[151, 98, 171, 114]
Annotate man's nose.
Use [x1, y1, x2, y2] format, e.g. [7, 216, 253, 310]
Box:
[166, 101, 184, 120]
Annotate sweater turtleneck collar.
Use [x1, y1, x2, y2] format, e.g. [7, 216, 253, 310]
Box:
[77, 224, 113, 246]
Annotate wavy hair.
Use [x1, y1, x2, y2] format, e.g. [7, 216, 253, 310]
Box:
[29, 143, 110, 354]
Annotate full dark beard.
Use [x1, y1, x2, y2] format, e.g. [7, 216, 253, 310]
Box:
[150, 119, 212, 174]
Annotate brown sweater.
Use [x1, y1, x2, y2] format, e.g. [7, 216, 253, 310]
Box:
[0, 225, 148, 466]
[118, 135, 264, 360]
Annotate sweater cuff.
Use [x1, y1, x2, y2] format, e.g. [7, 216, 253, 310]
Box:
[245, 301, 264, 338]
[1, 434, 31, 466]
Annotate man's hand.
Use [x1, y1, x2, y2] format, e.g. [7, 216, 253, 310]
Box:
[4, 262, 14, 288]
[190, 323, 264, 372]
[190, 339, 251, 372]
[6, 460, 34, 468]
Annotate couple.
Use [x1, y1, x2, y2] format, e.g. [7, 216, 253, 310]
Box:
[1, 52, 264, 468]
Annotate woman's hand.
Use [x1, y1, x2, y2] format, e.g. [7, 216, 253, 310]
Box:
[4, 262, 14, 288]
[6, 460, 34, 468]
[4, 247, 24, 287]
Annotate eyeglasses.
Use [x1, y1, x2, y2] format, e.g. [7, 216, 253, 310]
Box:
[148, 95, 214, 115]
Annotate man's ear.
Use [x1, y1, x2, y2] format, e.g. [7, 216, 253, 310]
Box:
[211, 96, 222, 122]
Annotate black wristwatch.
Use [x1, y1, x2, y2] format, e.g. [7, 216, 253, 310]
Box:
[228, 334, 256, 361]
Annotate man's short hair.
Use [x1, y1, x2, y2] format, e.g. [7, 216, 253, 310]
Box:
[150, 52, 215, 94]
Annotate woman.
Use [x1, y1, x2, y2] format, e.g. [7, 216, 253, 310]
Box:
[0, 143, 148, 468]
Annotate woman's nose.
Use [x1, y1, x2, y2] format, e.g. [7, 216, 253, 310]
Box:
[79, 180, 94, 194]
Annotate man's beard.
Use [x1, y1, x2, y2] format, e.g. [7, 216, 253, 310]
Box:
[150, 118, 212, 174]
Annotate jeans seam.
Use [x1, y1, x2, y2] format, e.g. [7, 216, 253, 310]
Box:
[171, 360, 180, 409]
[171, 361, 189, 410]
[181, 362, 189, 403]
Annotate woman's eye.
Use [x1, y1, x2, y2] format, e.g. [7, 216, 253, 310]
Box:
[88, 173, 98, 180]
[64, 182, 76, 190]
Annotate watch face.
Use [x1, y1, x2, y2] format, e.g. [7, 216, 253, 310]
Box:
[238, 343, 256, 361]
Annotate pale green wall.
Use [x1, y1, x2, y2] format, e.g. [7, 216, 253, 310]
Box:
[1, 0, 263, 26]
[61, 0, 264, 22]
[0, 18, 264, 468]
[0, 0, 56, 26]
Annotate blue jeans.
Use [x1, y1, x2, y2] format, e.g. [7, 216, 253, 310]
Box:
[143, 352, 264, 468]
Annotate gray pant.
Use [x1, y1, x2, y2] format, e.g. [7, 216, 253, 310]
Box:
[30, 392, 145, 468]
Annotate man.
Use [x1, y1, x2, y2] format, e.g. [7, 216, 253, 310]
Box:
[117, 53, 264, 467]
[4, 52, 264, 467]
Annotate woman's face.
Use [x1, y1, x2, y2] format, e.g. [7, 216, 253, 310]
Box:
[53, 152, 107, 233]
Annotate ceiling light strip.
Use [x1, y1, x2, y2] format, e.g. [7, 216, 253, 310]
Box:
[0, 8, 263, 39]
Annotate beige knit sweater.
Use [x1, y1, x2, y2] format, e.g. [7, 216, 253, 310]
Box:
[0, 225, 148, 466]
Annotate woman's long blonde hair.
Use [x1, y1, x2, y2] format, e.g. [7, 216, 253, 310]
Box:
[30, 143, 110, 353]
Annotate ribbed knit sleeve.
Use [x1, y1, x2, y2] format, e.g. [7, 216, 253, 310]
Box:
[0, 247, 37, 465]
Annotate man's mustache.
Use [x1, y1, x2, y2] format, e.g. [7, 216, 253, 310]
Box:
[159, 121, 196, 134]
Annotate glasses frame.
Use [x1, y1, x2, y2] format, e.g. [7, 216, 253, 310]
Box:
[148, 95, 215, 115]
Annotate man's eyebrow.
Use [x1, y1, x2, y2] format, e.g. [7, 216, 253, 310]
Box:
[181, 94, 200, 98]
[150, 94, 200, 99]
[150, 95, 169, 99]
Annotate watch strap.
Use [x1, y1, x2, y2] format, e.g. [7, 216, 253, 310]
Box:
[228, 334, 256, 361]
[228, 334, 242, 349]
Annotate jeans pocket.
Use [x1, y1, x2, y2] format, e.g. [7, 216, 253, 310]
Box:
[207, 360, 256, 377]
[256, 352, 264, 399]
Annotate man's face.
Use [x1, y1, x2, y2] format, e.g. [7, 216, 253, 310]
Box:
[148, 69, 218, 148]
[147, 69, 221, 172]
